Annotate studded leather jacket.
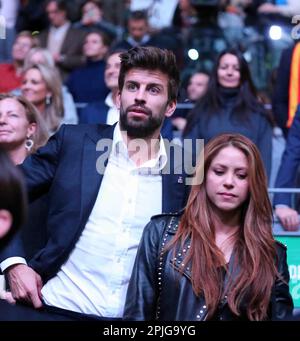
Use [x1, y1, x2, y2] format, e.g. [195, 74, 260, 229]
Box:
[124, 212, 294, 321]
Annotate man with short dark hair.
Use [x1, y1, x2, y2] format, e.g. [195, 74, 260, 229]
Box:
[113, 10, 154, 50]
[38, 0, 86, 80]
[0, 46, 192, 321]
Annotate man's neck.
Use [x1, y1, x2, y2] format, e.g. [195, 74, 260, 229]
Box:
[52, 20, 68, 29]
[121, 130, 161, 166]
[13, 60, 23, 75]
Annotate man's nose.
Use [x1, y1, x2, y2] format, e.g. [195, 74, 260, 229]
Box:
[134, 88, 146, 102]
[0, 114, 7, 124]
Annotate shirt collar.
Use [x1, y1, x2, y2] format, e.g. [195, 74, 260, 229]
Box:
[112, 123, 167, 172]
[105, 92, 114, 109]
[127, 34, 151, 47]
[50, 21, 70, 33]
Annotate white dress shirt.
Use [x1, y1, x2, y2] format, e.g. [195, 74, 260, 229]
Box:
[47, 21, 70, 56]
[105, 92, 119, 125]
[41, 123, 167, 317]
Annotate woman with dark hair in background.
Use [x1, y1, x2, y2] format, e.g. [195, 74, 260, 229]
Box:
[0, 146, 27, 302]
[124, 133, 293, 321]
[0, 148, 27, 241]
[183, 48, 273, 180]
[66, 30, 111, 105]
[0, 147, 48, 317]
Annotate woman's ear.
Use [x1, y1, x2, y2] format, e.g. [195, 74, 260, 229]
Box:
[0, 209, 12, 238]
[27, 122, 37, 138]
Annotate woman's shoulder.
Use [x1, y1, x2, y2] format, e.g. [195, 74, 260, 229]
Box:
[144, 210, 184, 238]
[140, 211, 184, 250]
[249, 103, 269, 120]
[275, 240, 287, 251]
[275, 240, 287, 258]
[150, 210, 183, 224]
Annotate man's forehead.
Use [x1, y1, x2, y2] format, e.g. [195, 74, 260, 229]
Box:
[124, 68, 168, 84]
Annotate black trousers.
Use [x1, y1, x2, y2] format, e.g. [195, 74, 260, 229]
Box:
[0, 300, 122, 321]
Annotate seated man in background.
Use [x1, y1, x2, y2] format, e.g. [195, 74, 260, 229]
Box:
[38, 0, 86, 81]
[172, 71, 210, 134]
[274, 105, 300, 231]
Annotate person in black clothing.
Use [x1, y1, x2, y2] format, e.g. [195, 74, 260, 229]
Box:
[0, 148, 27, 241]
[272, 41, 300, 137]
[124, 133, 293, 321]
[183, 48, 272, 180]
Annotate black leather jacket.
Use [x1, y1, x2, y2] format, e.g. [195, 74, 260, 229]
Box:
[124, 212, 294, 321]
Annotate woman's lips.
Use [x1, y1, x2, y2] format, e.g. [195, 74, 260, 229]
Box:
[218, 192, 237, 198]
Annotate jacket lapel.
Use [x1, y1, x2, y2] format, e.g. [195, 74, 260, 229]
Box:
[79, 125, 114, 227]
[162, 173, 183, 213]
[162, 139, 187, 213]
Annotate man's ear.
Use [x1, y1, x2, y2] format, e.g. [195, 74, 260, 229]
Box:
[116, 91, 121, 110]
[165, 100, 177, 118]
[0, 210, 12, 238]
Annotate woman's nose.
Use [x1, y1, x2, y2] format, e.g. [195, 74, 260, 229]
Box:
[223, 173, 234, 187]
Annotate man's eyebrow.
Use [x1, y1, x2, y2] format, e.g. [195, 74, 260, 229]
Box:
[147, 83, 163, 88]
[125, 80, 139, 85]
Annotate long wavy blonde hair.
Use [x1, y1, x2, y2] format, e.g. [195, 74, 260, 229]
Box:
[22, 64, 64, 133]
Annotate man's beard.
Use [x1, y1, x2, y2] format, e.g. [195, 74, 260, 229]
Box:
[119, 104, 164, 138]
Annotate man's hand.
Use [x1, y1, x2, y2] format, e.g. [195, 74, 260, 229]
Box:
[0, 290, 16, 304]
[172, 118, 187, 131]
[5, 264, 43, 308]
[275, 206, 300, 231]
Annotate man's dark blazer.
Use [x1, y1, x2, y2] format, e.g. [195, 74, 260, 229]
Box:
[0, 124, 191, 283]
[274, 105, 300, 207]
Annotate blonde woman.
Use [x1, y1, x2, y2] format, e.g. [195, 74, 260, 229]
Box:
[21, 64, 77, 134]
[0, 93, 48, 164]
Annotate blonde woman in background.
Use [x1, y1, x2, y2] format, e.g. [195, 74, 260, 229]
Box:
[23, 47, 55, 70]
[21, 48, 78, 131]
[0, 93, 48, 164]
[21, 64, 77, 135]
